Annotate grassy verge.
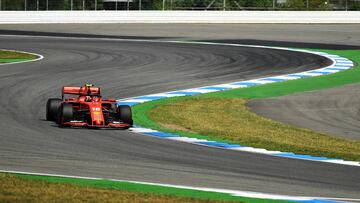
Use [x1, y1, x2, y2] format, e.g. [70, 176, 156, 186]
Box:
[0, 173, 289, 203]
[132, 49, 360, 161]
[0, 50, 38, 64]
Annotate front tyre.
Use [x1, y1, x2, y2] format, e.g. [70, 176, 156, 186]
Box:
[46, 98, 62, 121]
[117, 105, 133, 126]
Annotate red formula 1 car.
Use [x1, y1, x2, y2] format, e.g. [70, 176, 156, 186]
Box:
[46, 84, 133, 129]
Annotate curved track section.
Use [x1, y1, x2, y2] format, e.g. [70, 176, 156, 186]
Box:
[0, 35, 359, 199]
[249, 83, 360, 140]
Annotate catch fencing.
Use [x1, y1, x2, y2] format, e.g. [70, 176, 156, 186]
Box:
[0, 0, 359, 11]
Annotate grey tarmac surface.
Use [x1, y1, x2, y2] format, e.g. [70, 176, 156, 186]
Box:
[248, 83, 360, 140]
[1, 23, 360, 47]
[0, 31, 359, 199]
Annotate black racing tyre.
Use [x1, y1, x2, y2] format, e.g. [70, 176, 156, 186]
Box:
[58, 103, 73, 126]
[117, 105, 133, 126]
[46, 98, 62, 121]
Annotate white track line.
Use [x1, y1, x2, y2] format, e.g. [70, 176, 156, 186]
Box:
[0, 34, 358, 202]
[0, 48, 44, 66]
[1, 169, 358, 203]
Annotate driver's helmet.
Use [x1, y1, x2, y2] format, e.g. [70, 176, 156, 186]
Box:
[84, 83, 94, 94]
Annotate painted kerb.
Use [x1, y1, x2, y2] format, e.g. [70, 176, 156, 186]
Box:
[1, 34, 357, 165]
[0, 35, 356, 203]
[117, 41, 359, 167]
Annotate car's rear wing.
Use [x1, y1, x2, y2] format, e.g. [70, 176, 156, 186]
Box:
[62, 86, 101, 99]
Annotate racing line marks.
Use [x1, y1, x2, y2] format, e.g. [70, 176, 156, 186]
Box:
[117, 44, 359, 167]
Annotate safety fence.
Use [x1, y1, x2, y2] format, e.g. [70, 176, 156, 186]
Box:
[0, 0, 359, 11]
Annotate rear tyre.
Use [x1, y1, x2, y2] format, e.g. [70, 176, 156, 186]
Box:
[117, 105, 133, 126]
[46, 98, 62, 121]
[58, 103, 73, 127]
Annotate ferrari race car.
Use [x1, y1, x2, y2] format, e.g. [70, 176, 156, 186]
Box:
[46, 84, 133, 129]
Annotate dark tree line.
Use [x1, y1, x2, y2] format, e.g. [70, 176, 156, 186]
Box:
[1, 0, 97, 10]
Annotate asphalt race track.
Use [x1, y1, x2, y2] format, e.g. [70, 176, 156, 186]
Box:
[0, 34, 359, 199]
[248, 84, 360, 141]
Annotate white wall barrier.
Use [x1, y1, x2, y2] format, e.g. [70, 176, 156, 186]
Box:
[0, 11, 359, 24]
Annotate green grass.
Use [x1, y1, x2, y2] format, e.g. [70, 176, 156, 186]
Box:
[150, 97, 360, 160]
[132, 49, 360, 161]
[0, 50, 38, 64]
[0, 173, 289, 203]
